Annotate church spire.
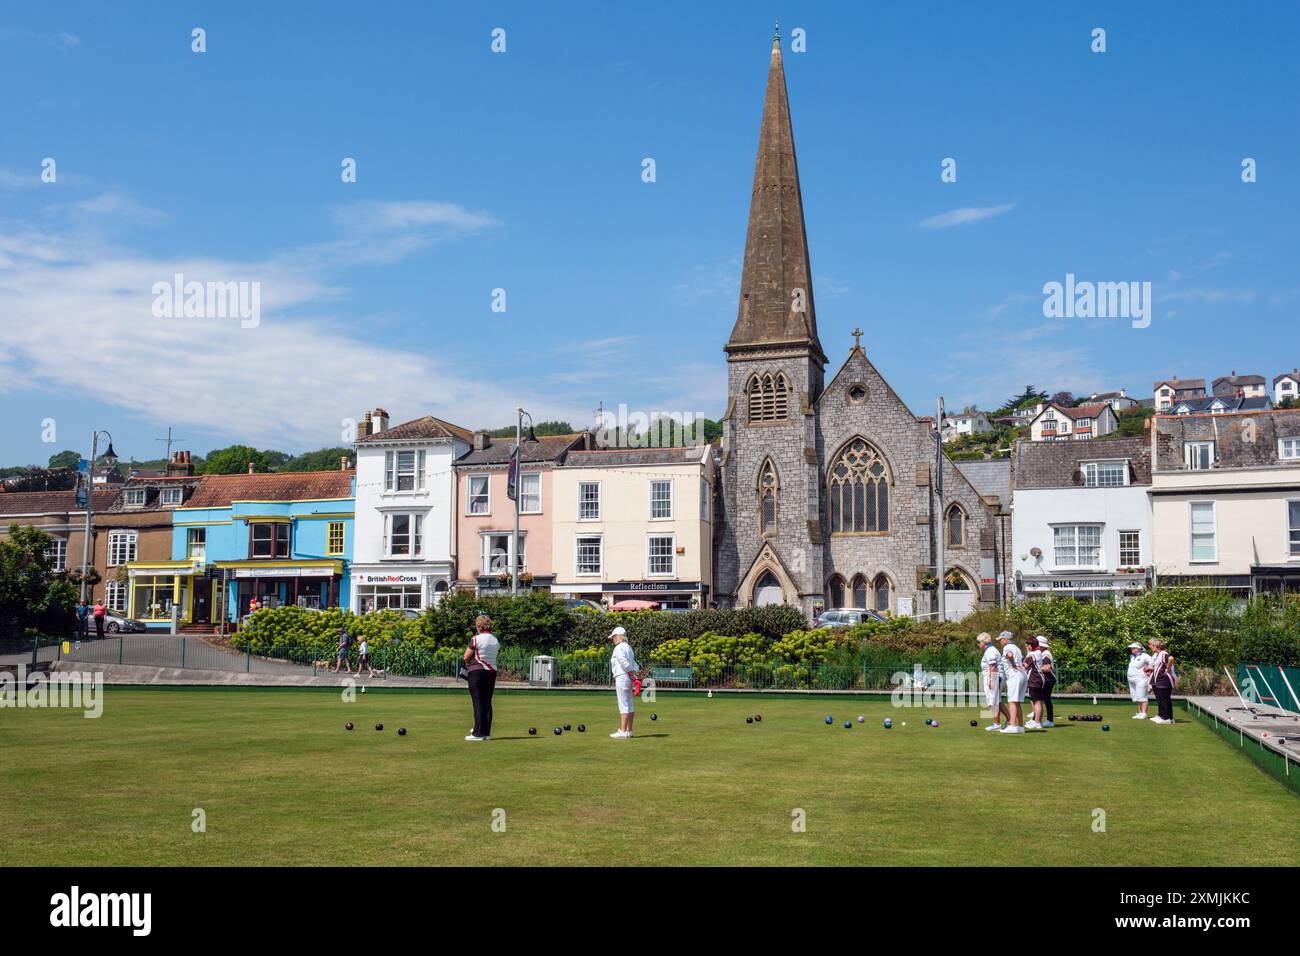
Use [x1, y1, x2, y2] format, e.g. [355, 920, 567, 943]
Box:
[726, 29, 825, 364]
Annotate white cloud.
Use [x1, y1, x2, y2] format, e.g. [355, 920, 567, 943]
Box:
[919, 203, 1015, 230]
[0, 204, 556, 450]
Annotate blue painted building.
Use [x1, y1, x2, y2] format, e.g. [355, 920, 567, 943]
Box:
[164, 469, 356, 626]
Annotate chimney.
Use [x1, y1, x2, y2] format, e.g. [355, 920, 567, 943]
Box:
[166, 450, 194, 477]
[340, 456, 349, 471]
[359, 410, 373, 439]
[247, 462, 255, 474]
[373, 408, 389, 433]
[1118, 388, 1126, 397]
[472, 431, 491, 452]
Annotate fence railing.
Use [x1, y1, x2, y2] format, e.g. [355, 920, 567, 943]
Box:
[46, 634, 1134, 694]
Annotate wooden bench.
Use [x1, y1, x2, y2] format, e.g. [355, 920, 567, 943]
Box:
[649, 666, 693, 688]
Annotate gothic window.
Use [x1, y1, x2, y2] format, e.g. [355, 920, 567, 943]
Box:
[828, 438, 890, 533]
[753, 570, 784, 607]
[946, 504, 966, 548]
[758, 459, 778, 535]
[747, 372, 791, 422]
[827, 575, 845, 609]
[850, 574, 867, 609]
[873, 574, 891, 613]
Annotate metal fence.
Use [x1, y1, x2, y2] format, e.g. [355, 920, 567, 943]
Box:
[45, 634, 1133, 694]
[1237, 662, 1300, 714]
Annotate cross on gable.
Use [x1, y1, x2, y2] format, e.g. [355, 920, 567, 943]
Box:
[851, 328, 863, 350]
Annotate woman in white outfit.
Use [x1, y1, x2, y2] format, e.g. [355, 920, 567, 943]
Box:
[977, 633, 1009, 731]
[998, 631, 1027, 734]
[609, 626, 643, 738]
[1126, 642, 1152, 719]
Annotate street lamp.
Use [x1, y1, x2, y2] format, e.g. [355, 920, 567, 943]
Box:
[78, 430, 117, 602]
[510, 409, 538, 597]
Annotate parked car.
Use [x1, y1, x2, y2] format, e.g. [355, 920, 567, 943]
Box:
[563, 598, 604, 613]
[815, 608, 886, 629]
[102, 612, 146, 634]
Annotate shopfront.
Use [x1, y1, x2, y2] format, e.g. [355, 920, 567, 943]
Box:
[601, 580, 705, 610]
[1018, 571, 1150, 603]
[126, 561, 203, 628]
[352, 570, 453, 611]
[217, 560, 346, 620]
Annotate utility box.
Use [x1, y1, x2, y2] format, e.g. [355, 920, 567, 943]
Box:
[530, 655, 555, 687]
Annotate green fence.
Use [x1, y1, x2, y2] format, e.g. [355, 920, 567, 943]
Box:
[1236, 662, 1300, 715]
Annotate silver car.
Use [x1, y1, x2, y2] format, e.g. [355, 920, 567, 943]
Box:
[816, 608, 886, 628]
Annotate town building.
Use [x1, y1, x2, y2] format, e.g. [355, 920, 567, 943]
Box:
[350, 409, 471, 612]
[1026, 403, 1119, 441]
[551, 445, 715, 609]
[940, 410, 993, 443]
[1152, 376, 1206, 410]
[1212, 371, 1268, 400]
[1087, 389, 1139, 413]
[1274, 369, 1299, 406]
[712, 32, 1003, 620]
[453, 431, 590, 596]
[1170, 394, 1271, 416]
[168, 468, 355, 627]
[1149, 409, 1300, 594]
[1011, 437, 1152, 603]
[0, 488, 121, 597]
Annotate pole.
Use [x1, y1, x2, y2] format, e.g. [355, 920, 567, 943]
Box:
[512, 407, 521, 597]
[935, 397, 945, 622]
[78, 431, 99, 602]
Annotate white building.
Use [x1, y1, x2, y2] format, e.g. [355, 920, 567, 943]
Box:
[941, 411, 993, 443]
[1275, 369, 1299, 406]
[1087, 389, 1139, 413]
[1027, 403, 1119, 441]
[350, 408, 472, 611]
[1150, 409, 1300, 595]
[1012, 437, 1152, 602]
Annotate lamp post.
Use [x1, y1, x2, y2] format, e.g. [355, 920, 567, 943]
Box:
[510, 408, 537, 597]
[79, 430, 118, 602]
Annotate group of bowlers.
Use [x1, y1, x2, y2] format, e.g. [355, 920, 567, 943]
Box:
[978, 631, 1056, 734]
[978, 630, 1179, 733]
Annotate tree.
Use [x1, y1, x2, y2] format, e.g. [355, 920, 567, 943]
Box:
[1048, 391, 1076, 408]
[2, 467, 77, 492]
[486, 420, 576, 438]
[203, 445, 270, 474]
[284, 447, 354, 472]
[47, 450, 81, 469]
[1004, 385, 1047, 410]
[0, 525, 77, 637]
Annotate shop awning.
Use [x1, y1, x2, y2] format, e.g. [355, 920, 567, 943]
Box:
[126, 561, 203, 578]
[214, 560, 344, 579]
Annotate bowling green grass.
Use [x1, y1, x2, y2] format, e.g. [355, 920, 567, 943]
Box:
[1, 687, 1297, 867]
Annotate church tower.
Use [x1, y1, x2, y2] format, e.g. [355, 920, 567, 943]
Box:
[717, 28, 827, 614]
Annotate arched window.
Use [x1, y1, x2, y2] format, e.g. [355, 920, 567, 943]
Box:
[850, 574, 868, 609]
[872, 574, 891, 613]
[753, 570, 784, 607]
[827, 575, 846, 609]
[747, 372, 791, 422]
[758, 459, 778, 535]
[946, 504, 966, 548]
[828, 438, 890, 533]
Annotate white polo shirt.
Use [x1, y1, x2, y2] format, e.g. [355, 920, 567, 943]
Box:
[980, 644, 1002, 682]
[1002, 643, 1024, 674]
[1127, 652, 1152, 679]
[611, 642, 639, 683]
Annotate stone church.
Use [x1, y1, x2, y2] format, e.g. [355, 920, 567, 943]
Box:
[715, 33, 1004, 619]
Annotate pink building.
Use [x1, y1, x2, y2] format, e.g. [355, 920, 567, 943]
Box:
[454, 432, 590, 594]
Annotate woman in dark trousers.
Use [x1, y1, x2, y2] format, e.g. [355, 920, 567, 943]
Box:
[464, 615, 500, 742]
[1148, 638, 1177, 724]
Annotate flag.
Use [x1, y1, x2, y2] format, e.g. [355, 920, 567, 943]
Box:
[506, 444, 519, 501]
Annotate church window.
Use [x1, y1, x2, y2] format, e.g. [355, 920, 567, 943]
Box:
[827, 575, 845, 609]
[828, 439, 890, 533]
[945, 504, 966, 548]
[850, 574, 867, 608]
[747, 372, 791, 422]
[758, 459, 778, 535]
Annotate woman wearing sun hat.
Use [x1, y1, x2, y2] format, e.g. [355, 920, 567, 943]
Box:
[1126, 642, 1153, 719]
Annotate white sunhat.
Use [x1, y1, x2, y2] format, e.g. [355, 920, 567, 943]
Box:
[1127, 642, 1143, 649]
[997, 630, 1014, 641]
[609, 626, 627, 639]
[1036, 636, 1050, 647]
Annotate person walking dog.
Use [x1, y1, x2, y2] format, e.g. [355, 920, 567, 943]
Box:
[464, 615, 499, 741]
[1127, 642, 1153, 719]
[609, 626, 643, 738]
[1148, 638, 1177, 724]
[333, 627, 352, 674]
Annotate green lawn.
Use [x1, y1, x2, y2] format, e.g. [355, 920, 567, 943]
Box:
[1, 686, 1296, 866]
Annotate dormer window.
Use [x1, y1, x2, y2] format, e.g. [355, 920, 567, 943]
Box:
[1184, 441, 1215, 470]
[1082, 460, 1128, 487]
[123, 488, 147, 508]
[160, 486, 184, 506]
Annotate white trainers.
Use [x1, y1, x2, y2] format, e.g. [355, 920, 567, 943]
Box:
[984, 723, 1003, 731]
[999, 725, 1025, 734]
[1041, 720, 1054, 728]
[609, 731, 627, 738]
[464, 735, 488, 742]
[1025, 720, 1042, 730]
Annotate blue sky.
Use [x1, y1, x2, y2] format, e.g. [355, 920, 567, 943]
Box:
[1, 1, 1296, 465]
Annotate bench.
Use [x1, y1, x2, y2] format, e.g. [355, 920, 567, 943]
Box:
[649, 666, 693, 688]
